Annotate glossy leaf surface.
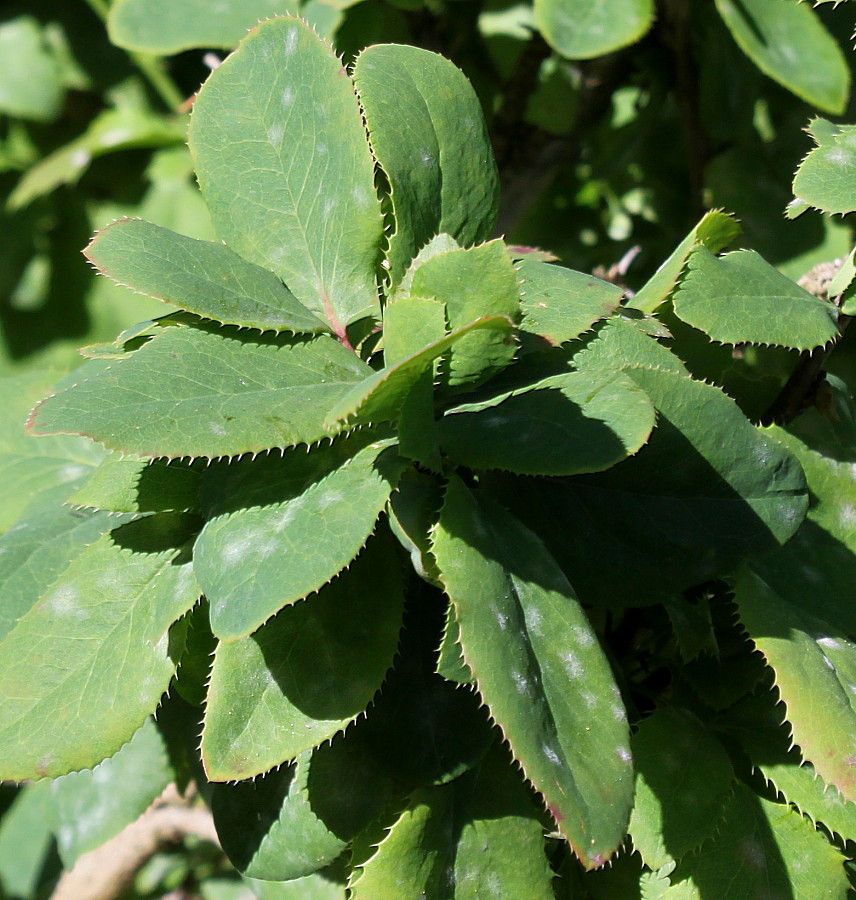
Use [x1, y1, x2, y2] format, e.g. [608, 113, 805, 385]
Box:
[202, 536, 404, 779]
[433, 477, 632, 868]
[0, 514, 199, 780]
[30, 325, 370, 459]
[86, 218, 329, 333]
[353, 45, 499, 286]
[190, 18, 384, 331]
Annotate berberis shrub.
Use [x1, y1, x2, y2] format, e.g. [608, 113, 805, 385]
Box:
[2, 13, 856, 899]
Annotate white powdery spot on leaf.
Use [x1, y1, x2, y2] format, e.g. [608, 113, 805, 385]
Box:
[562, 651, 583, 679]
[543, 742, 562, 766]
[616, 745, 631, 763]
[284, 27, 299, 55]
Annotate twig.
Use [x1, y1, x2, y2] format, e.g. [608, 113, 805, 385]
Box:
[50, 785, 219, 900]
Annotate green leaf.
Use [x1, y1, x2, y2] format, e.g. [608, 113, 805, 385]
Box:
[0, 514, 199, 780]
[734, 428, 856, 801]
[9, 90, 185, 210]
[0, 16, 63, 121]
[70, 453, 201, 514]
[432, 477, 632, 868]
[631, 211, 741, 315]
[486, 368, 807, 607]
[382, 298, 446, 469]
[195, 438, 405, 641]
[0, 497, 121, 641]
[0, 782, 58, 899]
[353, 44, 499, 286]
[213, 719, 396, 881]
[108, 0, 294, 53]
[628, 707, 733, 869]
[190, 17, 384, 332]
[30, 324, 371, 459]
[85, 219, 329, 334]
[351, 744, 554, 900]
[439, 367, 655, 476]
[409, 240, 520, 386]
[49, 718, 172, 866]
[715, 0, 849, 115]
[201, 534, 404, 779]
[672, 785, 848, 899]
[517, 260, 623, 349]
[672, 249, 839, 350]
[324, 315, 514, 431]
[792, 119, 856, 217]
[386, 467, 443, 586]
[534, 0, 655, 60]
[0, 370, 105, 532]
[573, 316, 688, 375]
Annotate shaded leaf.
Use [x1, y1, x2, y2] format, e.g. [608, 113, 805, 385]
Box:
[628, 706, 733, 869]
[673, 248, 839, 350]
[439, 367, 655, 476]
[353, 44, 499, 286]
[190, 17, 384, 331]
[195, 437, 405, 640]
[201, 534, 404, 779]
[0, 782, 58, 899]
[351, 744, 554, 900]
[30, 324, 371, 459]
[673, 785, 847, 899]
[433, 477, 632, 868]
[715, 0, 849, 114]
[49, 718, 172, 866]
[0, 514, 199, 780]
[70, 453, 201, 514]
[534, 0, 655, 60]
[0, 16, 63, 121]
[86, 218, 329, 334]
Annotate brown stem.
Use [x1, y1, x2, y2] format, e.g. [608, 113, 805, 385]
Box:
[50, 786, 219, 900]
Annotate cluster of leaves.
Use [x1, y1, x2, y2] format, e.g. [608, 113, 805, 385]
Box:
[1, 2, 856, 900]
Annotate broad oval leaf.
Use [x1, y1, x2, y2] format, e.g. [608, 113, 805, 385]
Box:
[534, 0, 655, 60]
[792, 118, 856, 217]
[715, 0, 849, 114]
[190, 17, 384, 332]
[351, 745, 554, 900]
[432, 477, 633, 868]
[673, 248, 839, 350]
[439, 368, 655, 476]
[353, 45, 499, 287]
[201, 534, 404, 779]
[0, 514, 200, 780]
[108, 0, 291, 53]
[212, 721, 396, 880]
[85, 219, 329, 334]
[29, 324, 371, 459]
[194, 438, 406, 640]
